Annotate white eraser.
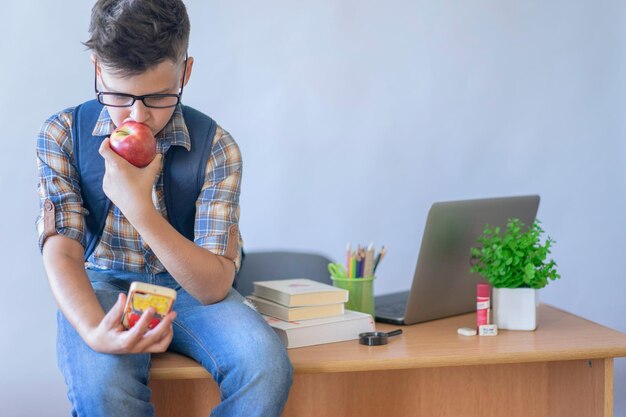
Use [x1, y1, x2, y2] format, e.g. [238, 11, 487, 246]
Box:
[457, 327, 477, 336]
[479, 324, 498, 336]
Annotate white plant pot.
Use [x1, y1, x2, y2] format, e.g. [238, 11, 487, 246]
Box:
[492, 288, 538, 331]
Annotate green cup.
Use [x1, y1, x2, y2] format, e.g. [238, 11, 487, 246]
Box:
[331, 275, 375, 316]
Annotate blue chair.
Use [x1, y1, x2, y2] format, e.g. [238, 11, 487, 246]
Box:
[233, 251, 334, 296]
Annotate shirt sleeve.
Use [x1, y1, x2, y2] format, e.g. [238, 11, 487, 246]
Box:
[35, 109, 88, 252]
[194, 126, 244, 271]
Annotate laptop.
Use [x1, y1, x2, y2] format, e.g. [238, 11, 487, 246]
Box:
[374, 195, 540, 325]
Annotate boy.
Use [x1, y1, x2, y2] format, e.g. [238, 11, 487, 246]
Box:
[36, 1, 293, 416]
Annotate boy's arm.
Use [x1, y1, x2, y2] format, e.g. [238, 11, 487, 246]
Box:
[98, 128, 241, 305]
[43, 235, 104, 337]
[120, 205, 236, 305]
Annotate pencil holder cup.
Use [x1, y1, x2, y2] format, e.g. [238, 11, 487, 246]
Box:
[331, 276, 375, 316]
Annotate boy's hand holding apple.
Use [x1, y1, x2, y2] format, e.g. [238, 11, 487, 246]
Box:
[99, 121, 162, 222]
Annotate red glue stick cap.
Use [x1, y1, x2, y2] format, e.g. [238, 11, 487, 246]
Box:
[477, 283, 490, 297]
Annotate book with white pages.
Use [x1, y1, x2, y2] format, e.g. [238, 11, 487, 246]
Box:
[247, 295, 345, 321]
[252, 278, 348, 307]
[263, 310, 376, 349]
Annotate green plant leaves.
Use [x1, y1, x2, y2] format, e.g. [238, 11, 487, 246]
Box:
[469, 218, 561, 289]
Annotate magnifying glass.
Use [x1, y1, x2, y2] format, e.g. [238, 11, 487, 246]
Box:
[359, 329, 403, 346]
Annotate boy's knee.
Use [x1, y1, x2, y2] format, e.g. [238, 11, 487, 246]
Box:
[262, 344, 293, 377]
[275, 349, 294, 390]
[244, 338, 294, 390]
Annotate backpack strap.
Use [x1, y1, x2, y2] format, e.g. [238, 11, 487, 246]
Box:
[72, 100, 111, 262]
[163, 106, 217, 241]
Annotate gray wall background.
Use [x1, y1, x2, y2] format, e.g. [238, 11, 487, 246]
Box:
[1, 0, 624, 415]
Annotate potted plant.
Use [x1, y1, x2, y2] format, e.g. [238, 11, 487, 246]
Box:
[470, 218, 560, 330]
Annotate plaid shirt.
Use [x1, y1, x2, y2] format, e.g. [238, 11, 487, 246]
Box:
[36, 105, 243, 273]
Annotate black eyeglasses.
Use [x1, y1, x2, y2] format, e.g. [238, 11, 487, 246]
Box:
[94, 54, 188, 108]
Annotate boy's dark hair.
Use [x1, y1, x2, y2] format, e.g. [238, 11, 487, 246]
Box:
[84, 0, 190, 76]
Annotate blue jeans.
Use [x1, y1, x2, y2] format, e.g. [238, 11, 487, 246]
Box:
[57, 269, 293, 417]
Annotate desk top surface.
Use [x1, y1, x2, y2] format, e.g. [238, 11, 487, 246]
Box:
[151, 304, 626, 379]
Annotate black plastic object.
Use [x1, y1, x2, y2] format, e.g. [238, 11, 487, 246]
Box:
[359, 329, 403, 346]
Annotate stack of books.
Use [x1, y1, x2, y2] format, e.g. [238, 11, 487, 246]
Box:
[247, 278, 375, 349]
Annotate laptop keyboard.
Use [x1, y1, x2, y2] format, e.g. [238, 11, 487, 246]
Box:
[375, 291, 410, 318]
[375, 303, 406, 317]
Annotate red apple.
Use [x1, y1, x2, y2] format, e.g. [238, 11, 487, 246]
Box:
[109, 121, 157, 168]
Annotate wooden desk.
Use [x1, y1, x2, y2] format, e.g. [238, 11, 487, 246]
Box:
[149, 305, 626, 417]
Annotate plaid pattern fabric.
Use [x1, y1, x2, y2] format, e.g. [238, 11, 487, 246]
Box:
[36, 105, 243, 273]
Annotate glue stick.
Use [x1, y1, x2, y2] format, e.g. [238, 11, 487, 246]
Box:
[476, 283, 491, 330]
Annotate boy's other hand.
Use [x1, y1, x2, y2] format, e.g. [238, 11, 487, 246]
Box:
[99, 137, 162, 221]
[87, 292, 177, 354]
